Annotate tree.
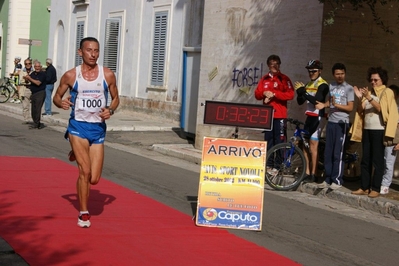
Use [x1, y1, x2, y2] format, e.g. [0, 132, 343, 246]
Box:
[319, 0, 399, 33]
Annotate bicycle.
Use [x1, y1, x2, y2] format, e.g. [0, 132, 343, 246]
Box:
[318, 137, 360, 182]
[265, 118, 309, 191]
[265, 118, 360, 191]
[0, 76, 19, 103]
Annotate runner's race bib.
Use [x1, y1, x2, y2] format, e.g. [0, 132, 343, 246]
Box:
[75, 91, 106, 123]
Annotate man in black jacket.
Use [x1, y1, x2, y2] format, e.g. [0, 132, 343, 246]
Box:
[43, 58, 57, 116]
[24, 61, 47, 129]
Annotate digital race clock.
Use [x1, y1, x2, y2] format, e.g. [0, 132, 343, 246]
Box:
[203, 101, 274, 129]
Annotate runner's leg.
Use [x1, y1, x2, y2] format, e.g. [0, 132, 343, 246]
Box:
[69, 134, 92, 212]
[89, 143, 104, 185]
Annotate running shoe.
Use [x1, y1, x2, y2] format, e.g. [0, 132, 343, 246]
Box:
[77, 213, 91, 228]
[68, 150, 76, 162]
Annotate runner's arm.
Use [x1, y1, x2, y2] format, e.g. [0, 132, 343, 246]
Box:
[100, 68, 120, 119]
[53, 70, 75, 110]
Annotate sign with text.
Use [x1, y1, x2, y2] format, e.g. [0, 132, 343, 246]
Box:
[196, 137, 266, 230]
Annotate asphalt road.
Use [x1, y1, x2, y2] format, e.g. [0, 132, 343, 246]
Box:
[1, 113, 399, 266]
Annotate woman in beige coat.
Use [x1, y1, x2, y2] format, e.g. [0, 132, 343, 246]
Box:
[350, 67, 398, 198]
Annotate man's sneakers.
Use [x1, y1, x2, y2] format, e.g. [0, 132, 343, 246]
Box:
[68, 150, 76, 162]
[317, 181, 330, 189]
[302, 174, 317, 183]
[78, 213, 91, 228]
[317, 181, 341, 189]
[329, 182, 342, 190]
[380, 186, 389, 195]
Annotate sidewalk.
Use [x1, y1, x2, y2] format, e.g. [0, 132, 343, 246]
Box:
[0, 101, 398, 221]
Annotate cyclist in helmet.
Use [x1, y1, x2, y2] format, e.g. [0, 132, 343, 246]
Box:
[294, 60, 329, 183]
[10, 56, 23, 103]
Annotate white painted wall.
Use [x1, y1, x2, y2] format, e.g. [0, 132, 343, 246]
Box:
[48, 0, 187, 106]
[6, 0, 31, 74]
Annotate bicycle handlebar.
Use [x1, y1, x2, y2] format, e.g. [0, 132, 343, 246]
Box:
[286, 118, 305, 126]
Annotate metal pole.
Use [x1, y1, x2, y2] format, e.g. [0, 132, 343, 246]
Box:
[29, 40, 32, 58]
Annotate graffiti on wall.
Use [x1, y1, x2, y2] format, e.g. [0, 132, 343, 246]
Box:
[232, 63, 264, 88]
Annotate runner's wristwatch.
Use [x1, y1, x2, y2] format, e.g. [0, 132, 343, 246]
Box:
[107, 107, 114, 115]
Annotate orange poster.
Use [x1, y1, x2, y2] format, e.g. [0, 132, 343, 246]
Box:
[196, 137, 266, 230]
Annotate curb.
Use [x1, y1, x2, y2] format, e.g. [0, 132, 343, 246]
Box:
[299, 183, 399, 220]
[152, 144, 202, 165]
[0, 103, 175, 132]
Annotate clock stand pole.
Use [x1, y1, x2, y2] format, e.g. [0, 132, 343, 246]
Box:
[232, 126, 239, 139]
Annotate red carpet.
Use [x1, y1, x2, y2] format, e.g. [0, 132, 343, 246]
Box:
[0, 156, 299, 265]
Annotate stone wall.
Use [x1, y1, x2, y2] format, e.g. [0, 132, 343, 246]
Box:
[118, 96, 181, 123]
[320, 3, 399, 179]
[195, 0, 325, 149]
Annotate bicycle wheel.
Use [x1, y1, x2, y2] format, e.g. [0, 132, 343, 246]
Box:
[0, 86, 11, 103]
[343, 152, 361, 182]
[265, 143, 306, 191]
[343, 141, 361, 182]
[8, 85, 17, 99]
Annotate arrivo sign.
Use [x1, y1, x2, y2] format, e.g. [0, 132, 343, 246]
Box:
[203, 101, 274, 129]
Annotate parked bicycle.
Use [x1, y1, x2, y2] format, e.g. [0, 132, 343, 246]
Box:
[317, 137, 360, 183]
[0, 77, 19, 103]
[265, 118, 359, 191]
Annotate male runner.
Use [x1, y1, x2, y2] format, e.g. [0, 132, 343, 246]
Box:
[53, 37, 120, 228]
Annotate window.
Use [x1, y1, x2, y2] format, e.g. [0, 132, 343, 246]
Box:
[103, 18, 121, 105]
[75, 21, 85, 66]
[151, 11, 168, 86]
[103, 18, 121, 76]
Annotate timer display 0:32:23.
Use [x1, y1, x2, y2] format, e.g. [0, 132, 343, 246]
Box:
[203, 101, 273, 129]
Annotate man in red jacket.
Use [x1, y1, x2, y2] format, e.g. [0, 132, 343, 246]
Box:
[255, 54, 294, 154]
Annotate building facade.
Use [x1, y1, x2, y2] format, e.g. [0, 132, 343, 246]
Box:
[46, 0, 399, 150]
[48, 0, 204, 135]
[0, 0, 51, 77]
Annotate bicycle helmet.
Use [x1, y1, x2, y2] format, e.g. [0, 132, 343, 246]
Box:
[15, 56, 21, 60]
[305, 60, 323, 70]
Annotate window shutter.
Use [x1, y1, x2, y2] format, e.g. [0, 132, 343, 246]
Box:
[151, 11, 168, 86]
[75, 21, 84, 66]
[104, 18, 121, 76]
[103, 18, 121, 105]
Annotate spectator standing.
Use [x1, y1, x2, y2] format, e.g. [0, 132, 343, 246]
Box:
[316, 63, 354, 189]
[295, 60, 329, 183]
[18, 58, 34, 123]
[380, 84, 399, 194]
[351, 67, 398, 198]
[43, 58, 57, 116]
[53, 37, 119, 228]
[23, 61, 47, 129]
[254, 54, 294, 157]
